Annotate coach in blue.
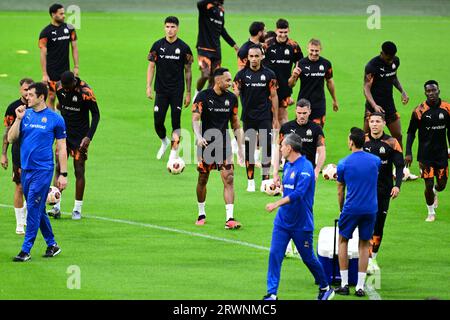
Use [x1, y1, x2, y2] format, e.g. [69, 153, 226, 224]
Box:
[263, 133, 334, 300]
[8, 82, 68, 262]
[335, 127, 381, 297]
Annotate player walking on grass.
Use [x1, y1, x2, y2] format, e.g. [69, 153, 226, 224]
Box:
[46, 71, 100, 220]
[8, 82, 67, 262]
[192, 68, 244, 229]
[405, 80, 450, 222]
[234, 45, 279, 193]
[289, 39, 338, 128]
[264, 19, 303, 126]
[363, 112, 404, 274]
[194, 0, 238, 96]
[335, 127, 381, 297]
[39, 3, 79, 109]
[147, 16, 193, 161]
[2, 78, 34, 235]
[363, 41, 409, 148]
[264, 133, 334, 301]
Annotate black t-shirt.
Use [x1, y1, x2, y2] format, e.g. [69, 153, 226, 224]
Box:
[196, 0, 235, 59]
[279, 120, 324, 167]
[39, 23, 77, 81]
[297, 56, 333, 119]
[192, 88, 238, 142]
[365, 55, 400, 115]
[407, 100, 450, 167]
[4, 99, 27, 166]
[56, 78, 100, 148]
[237, 40, 264, 68]
[234, 66, 277, 122]
[364, 133, 404, 196]
[148, 37, 193, 95]
[263, 38, 303, 100]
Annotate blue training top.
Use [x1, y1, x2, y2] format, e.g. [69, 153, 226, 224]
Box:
[274, 156, 315, 231]
[20, 107, 66, 171]
[337, 151, 381, 215]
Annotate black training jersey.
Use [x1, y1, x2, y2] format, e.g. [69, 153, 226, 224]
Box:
[192, 89, 238, 142]
[264, 38, 303, 99]
[196, 0, 235, 58]
[4, 99, 28, 166]
[234, 66, 277, 122]
[364, 133, 404, 196]
[279, 120, 324, 167]
[39, 23, 77, 81]
[148, 37, 193, 95]
[56, 77, 100, 147]
[237, 40, 264, 69]
[297, 56, 333, 119]
[407, 100, 450, 167]
[365, 55, 400, 114]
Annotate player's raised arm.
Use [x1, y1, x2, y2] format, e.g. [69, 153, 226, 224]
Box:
[7, 106, 25, 144]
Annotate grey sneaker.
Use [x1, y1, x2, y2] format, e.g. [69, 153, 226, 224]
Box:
[43, 245, 61, 258]
[47, 207, 61, 219]
[72, 210, 81, 220]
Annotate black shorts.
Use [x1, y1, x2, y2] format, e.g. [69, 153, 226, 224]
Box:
[419, 162, 449, 179]
[66, 141, 88, 161]
[197, 50, 221, 74]
[197, 142, 233, 174]
[365, 104, 399, 125]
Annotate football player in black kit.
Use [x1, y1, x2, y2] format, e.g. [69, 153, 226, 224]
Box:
[39, 3, 79, 109]
[264, 19, 303, 126]
[2, 78, 34, 234]
[363, 41, 409, 149]
[48, 71, 100, 220]
[146, 16, 193, 161]
[192, 68, 244, 229]
[289, 39, 339, 128]
[237, 21, 266, 70]
[363, 112, 404, 274]
[234, 45, 279, 193]
[405, 80, 450, 222]
[195, 0, 239, 96]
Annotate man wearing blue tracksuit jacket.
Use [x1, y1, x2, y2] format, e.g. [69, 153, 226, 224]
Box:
[8, 82, 68, 262]
[264, 133, 334, 300]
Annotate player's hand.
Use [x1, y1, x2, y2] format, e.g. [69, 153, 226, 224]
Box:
[196, 137, 208, 148]
[42, 74, 49, 85]
[314, 168, 320, 181]
[15, 105, 26, 120]
[146, 87, 154, 100]
[265, 202, 278, 212]
[404, 154, 413, 167]
[79, 137, 91, 153]
[333, 100, 339, 112]
[390, 186, 400, 199]
[273, 173, 281, 186]
[233, 45, 239, 53]
[1, 154, 8, 170]
[401, 91, 409, 105]
[373, 104, 385, 113]
[56, 175, 67, 191]
[287, 97, 295, 106]
[184, 92, 191, 108]
[292, 66, 301, 78]
[73, 66, 79, 76]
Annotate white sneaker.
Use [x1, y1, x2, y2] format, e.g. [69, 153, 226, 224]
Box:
[156, 137, 171, 160]
[425, 214, 436, 222]
[247, 179, 256, 192]
[260, 179, 271, 192]
[16, 224, 25, 235]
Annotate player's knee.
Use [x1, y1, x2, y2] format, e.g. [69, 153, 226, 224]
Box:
[198, 174, 208, 186]
[436, 180, 447, 191]
[74, 165, 85, 179]
[224, 172, 234, 186]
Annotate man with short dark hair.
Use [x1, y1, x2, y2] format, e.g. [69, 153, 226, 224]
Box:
[39, 3, 79, 108]
[2, 78, 34, 234]
[8, 82, 68, 262]
[192, 67, 244, 229]
[405, 80, 450, 222]
[363, 41, 409, 148]
[237, 21, 266, 70]
[147, 16, 193, 162]
[264, 19, 303, 125]
[335, 127, 381, 297]
[47, 71, 100, 220]
[264, 133, 334, 301]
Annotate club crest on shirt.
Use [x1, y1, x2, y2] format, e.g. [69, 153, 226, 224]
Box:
[392, 63, 396, 69]
[72, 96, 78, 102]
[306, 129, 312, 136]
[284, 49, 290, 55]
[41, 117, 47, 123]
[175, 48, 180, 54]
[64, 28, 69, 34]
[319, 65, 324, 71]
[290, 171, 295, 179]
[439, 113, 444, 120]
[225, 99, 230, 107]
[260, 74, 266, 81]
[379, 146, 386, 154]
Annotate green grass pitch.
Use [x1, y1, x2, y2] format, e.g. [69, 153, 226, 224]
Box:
[0, 7, 449, 300]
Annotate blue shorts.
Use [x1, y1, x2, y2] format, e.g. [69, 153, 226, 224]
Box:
[338, 212, 376, 241]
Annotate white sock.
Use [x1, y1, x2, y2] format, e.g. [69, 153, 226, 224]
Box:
[427, 205, 435, 215]
[225, 204, 234, 221]
[74, 200, 83, 213]
[356, 272, 367, 291]
[162, 137, 170, 145]
[54, 200, 61, 210]
[371, 252, 378, 259]
[198, 202, 206, 217]
[169, 149, 177, 160]
[14, 208, 22, 226]
[340, 270, 348, 287]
